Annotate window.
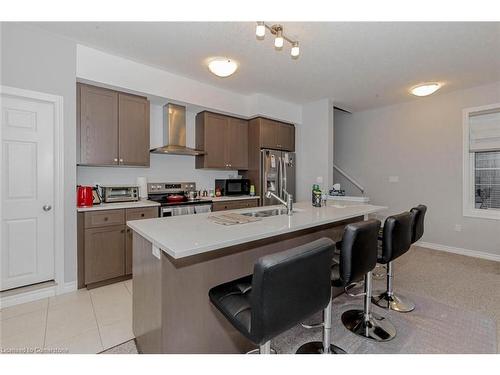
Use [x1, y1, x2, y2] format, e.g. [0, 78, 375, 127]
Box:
[474, 151, 500, 210]
[463, 104, 500, 220]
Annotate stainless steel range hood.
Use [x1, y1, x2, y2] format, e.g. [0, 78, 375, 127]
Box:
[150, 103, 205, 156]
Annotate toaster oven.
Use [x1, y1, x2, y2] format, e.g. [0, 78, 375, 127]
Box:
[101, 185, 139, 203]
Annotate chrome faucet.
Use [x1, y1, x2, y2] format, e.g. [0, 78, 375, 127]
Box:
[266, 190, 293, 216]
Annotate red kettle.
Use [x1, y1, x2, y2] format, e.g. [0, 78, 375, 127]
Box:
[77, 185, 93, 207]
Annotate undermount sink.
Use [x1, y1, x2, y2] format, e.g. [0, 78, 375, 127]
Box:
[241, 208, 302, 218]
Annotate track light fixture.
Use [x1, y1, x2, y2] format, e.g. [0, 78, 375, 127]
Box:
[255, 22, 300, 59]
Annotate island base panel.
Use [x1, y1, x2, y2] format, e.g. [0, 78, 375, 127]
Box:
[132, 216, 362, 353]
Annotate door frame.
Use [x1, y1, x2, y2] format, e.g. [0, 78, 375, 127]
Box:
[0, 85, 66, 296]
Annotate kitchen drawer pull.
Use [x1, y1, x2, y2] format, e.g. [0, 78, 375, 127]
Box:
[104, 217, 109, 221]
[141, 213, 145, 217]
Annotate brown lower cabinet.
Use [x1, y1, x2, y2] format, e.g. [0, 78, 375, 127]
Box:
[212, 198, 259, 212]
[78, 206, 158, 289]
[84, 225, 126, 284]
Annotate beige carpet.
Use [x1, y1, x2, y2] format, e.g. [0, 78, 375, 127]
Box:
[102, 245, 500, 354]
[392, 246, 499, 353]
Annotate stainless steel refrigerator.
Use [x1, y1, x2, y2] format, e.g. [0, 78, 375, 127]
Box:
[260, 149, 296, 206]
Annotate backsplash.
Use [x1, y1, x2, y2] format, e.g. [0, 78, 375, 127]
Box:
[77, 103, 239, 191]
[77, 153, 238, 192]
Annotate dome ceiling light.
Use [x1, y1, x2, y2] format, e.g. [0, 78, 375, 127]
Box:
[410, 82, 442, 97]
[207, 58, 238, 78]
[255, 22, 300, 59]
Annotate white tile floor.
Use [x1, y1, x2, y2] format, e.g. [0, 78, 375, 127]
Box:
[0, 279, 133, 354]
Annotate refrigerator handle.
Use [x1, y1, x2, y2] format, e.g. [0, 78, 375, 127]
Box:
[283, 153, 288, 197]
[278, 155, 283, 199]
[261, 149, 267, 201]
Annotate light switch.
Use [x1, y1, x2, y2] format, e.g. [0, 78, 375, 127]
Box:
[389, 176, 399, 183]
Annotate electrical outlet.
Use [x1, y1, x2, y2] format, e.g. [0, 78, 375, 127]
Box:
[388, 176, 399, 183]
[454, 224, 462, 232]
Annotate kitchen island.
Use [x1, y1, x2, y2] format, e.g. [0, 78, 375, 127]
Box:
[127, 200, 386, 353]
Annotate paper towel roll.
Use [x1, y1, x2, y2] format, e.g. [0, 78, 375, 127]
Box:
[136, 177, 148, 199]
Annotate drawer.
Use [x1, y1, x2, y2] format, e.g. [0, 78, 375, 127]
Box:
[126, 207, 158, 221]
[212, 199, 259, 212]
[84, 209, 125, 228]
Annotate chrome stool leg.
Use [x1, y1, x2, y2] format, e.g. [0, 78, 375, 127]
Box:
[372, 262, 415, 312]
[247, 341, 277, 354]
[341, 272, 396, 342]
[296, 300, 346, 354]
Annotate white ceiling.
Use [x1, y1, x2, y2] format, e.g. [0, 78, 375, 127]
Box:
[31, 22, 500, 111]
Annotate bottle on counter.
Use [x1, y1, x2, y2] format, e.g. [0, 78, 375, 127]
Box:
[312, 184, 322, 207]
[250, 184, 256, 196]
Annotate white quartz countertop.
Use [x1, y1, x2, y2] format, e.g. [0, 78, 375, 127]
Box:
[206, 195, 260, 202]
[77, 200, 160, 212]
[127, 201, 386, 260]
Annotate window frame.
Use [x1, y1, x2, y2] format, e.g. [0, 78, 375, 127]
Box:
[463, 103, 500, 220]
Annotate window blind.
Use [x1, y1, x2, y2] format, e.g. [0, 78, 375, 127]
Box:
[469, 109, 500, 152]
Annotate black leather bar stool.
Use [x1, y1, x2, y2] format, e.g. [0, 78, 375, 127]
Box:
[331, 219, 397, 342]
[410, 204, 427, 244]
[209, 238, 340, 354]
[372, 211, 415, 312]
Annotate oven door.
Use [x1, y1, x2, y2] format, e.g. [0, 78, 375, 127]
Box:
[161, 205, 195, 217]
[194, 204, 212, 214]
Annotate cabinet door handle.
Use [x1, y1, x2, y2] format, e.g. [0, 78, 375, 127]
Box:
[104, 217, 109, 221]
[114, 158, 118, 162]
[127, 228, 131, 233]
[119, 158, 124, 163]
[121, 229, 125, 233]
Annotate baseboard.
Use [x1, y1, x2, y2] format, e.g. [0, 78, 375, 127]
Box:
[58, 281, 77, 295]
[0, 281, 77, 309]
[415, 241, 500, 262]
[0, 285, 56, 309]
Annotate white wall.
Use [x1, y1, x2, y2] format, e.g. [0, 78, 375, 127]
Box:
[77, 45, 302, 124]
[1, 23, 78, 283]
[1, 27, 330, 286]
[76, 45, 304, 194]
[334, 81, 500, 257]
[296, 99, 334, 201]
[77, 106, 236, 189]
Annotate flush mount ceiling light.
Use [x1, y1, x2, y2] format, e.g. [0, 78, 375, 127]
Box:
[410, 82, 442, 97]
[207, 58, 238, 78]
[255, 22, 300, 59]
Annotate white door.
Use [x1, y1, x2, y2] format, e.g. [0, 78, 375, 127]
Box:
[1, 91, 56, 291]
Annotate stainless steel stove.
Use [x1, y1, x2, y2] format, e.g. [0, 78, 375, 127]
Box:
[148, 182, 212, 217]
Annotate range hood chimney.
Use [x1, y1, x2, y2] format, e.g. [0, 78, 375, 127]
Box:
[150, 103, 205, 156]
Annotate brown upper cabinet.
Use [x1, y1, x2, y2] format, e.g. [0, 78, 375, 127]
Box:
[118, 93, 150, 166]
[195, 112, 248, 170]
[251, 117, 295, 151]
[77, 83, 150, 167]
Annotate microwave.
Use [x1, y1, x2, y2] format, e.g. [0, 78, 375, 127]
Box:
[215, 179, 251, 196]
[101, 185, 139, 203]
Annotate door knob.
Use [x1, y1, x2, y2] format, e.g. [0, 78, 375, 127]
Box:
[43, 205, 52, 212]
